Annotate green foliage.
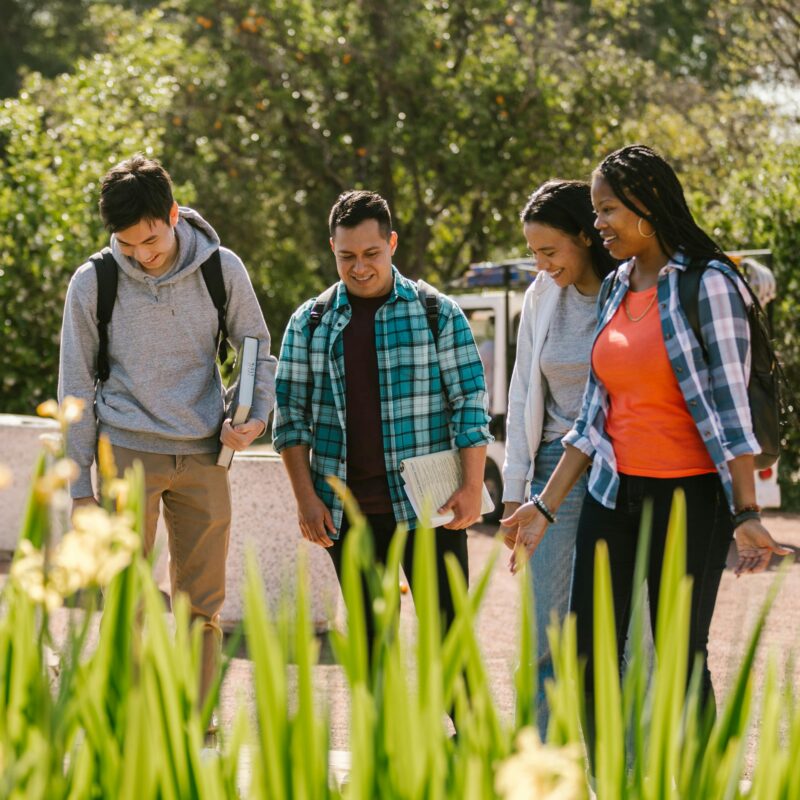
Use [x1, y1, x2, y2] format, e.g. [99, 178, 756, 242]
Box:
[0, 5, 193, 414]
[1, 0, 799, 502]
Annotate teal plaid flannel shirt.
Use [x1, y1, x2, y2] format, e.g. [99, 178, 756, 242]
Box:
[273, 268, 492, 535]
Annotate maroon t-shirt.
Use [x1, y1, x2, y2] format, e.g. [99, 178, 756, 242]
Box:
[342, 291, 394, 514]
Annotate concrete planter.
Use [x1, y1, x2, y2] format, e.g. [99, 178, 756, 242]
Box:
[0, 415, 340, 630]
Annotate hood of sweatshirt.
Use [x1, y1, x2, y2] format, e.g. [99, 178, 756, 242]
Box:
[109, 207, 220, 285]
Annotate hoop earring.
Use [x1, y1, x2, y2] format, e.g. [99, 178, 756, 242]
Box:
[637, 217, 656, 239]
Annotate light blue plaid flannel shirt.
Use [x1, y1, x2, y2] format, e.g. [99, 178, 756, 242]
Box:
[273, 267, 492, 535]
[563, 251, 759, 512]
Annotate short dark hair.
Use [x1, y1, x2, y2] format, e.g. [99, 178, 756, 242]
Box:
[520, 179, 616, 281]
[99, 154, 175, 232]
[328, 190, 392, 239]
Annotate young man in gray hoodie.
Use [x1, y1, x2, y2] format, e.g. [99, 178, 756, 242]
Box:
[58, 154, 277, 713]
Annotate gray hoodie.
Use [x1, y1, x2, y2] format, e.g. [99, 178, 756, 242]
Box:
[58, 207, 277, 498]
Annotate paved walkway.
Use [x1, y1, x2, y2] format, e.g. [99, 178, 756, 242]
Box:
[220, 513, 800, 764]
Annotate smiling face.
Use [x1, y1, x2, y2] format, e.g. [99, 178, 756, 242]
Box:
[523, 221, 598, 295]
[590, 174, 665, 267]
[330, 219, 397, 298]
[115, 202, 180, 277]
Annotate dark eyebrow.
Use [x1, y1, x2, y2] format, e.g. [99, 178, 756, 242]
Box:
[117, 234, 157, 247]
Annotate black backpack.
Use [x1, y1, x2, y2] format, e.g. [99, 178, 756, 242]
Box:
[307, 279, 441, 345]
[91, 247, 229, 382]
[679, 263, 785, 469]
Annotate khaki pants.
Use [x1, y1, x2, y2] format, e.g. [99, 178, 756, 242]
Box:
[112, 445, 231, 707]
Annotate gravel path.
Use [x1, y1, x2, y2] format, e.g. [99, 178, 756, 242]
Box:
[219, 512, 800, 758]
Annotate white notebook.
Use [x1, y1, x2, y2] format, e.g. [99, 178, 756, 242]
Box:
[399, 449, 495, 527]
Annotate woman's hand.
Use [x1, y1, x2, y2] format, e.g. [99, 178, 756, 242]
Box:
[734, 519, 791, 576]
[499, 501, 521, 550]
[501, 502, 551, 575]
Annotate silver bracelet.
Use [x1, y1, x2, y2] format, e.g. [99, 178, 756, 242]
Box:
[531, 493, 557, 524]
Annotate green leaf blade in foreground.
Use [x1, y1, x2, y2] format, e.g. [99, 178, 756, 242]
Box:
[290, 551, 330, 800]
[243, 555, 290, 799]
[513, 558, 536, 732]
[592, 540, 624, 799]
[645, 489, 691, 799]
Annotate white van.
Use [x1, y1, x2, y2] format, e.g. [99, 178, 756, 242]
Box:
[449, 252, 781, 515]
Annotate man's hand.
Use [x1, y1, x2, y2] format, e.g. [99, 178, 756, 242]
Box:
[279, 445, 335, 547]
[438, 484, 483, 530]
[71, 496, 99, 518]
[296, 492, 336, 547]
[501, 501, 551, 575]
[220, 418, 266, 451]
[734, 519, 791, 576]
[499, 501, 521, 550]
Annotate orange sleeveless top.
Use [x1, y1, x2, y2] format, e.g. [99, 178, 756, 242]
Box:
[591, 286, 715, 477]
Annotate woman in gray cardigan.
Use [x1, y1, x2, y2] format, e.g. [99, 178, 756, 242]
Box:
[500, 180, 615, 735]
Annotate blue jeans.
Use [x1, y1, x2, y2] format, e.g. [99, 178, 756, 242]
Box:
[528, 437, 588, 737]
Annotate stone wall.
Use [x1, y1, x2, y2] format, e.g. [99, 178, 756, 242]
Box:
[0, 414, 340, 630]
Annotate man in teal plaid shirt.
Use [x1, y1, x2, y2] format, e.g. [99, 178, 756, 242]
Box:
[273, 190, 492, 645]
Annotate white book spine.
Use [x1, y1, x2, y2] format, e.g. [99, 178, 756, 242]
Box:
[217, 337, 259, 468]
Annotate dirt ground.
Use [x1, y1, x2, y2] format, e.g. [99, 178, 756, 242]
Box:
[218, 511, 800, 761]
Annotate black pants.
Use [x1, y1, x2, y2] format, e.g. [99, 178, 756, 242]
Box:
[570, 472, 732, 718]
[326, 512, 469, 651]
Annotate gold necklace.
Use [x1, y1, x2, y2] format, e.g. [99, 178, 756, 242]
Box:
[624, 290, 656, 322]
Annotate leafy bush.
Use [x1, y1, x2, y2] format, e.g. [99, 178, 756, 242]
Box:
[0, 6, 194, 415]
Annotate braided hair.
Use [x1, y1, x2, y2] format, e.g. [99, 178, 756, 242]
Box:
[595, 144, 736, 271]
[520, 179, 616, 281]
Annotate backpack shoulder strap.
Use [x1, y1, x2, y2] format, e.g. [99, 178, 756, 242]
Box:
[92, 247, 118, 382]
[416, 279, 441, 347]
[678, 264, 705, 357]
[200, 249, 229, 363]
[307, 283, 339, 336]
[680, 259, 767, 356]
[306, 280, 441, 344]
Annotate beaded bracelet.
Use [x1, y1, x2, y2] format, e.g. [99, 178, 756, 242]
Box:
[732, 509, 762, 528]
[531, 493, 557, 524]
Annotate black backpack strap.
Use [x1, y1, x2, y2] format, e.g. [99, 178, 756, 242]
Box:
[92, 247, 118, 382]
[679, 261, 754, 359]
[416, 279, 441, 347]
[307, 283, 339, 336]
[678, 264, 705, 357]
[200, 250, 229, 363]
[306, 281, 440, 345]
